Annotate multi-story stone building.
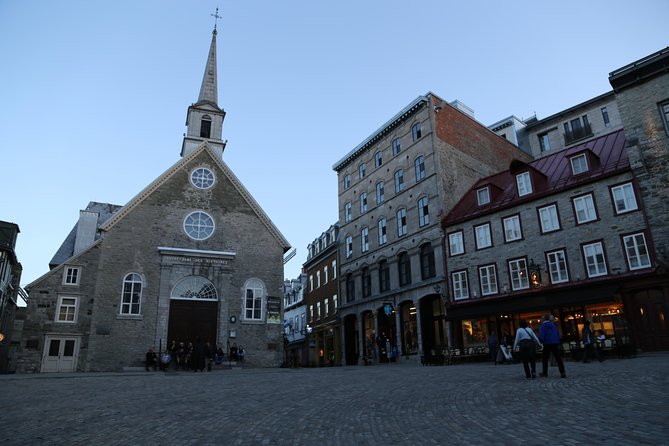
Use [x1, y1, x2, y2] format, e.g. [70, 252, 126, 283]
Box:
[303, 224, 339, 367]
[283, 274, 307, 367]
[443, 47, 669, 353]
[332, 92, 531, 365]
[16, 25, 290, 373]
[0, 221, 23, 372]
[609, 46, 669, 349]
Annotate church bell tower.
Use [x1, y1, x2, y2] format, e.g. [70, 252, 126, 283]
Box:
[181, 15, 227, 158]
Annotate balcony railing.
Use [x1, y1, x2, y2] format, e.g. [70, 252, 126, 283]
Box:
[563, 122, 593, 145]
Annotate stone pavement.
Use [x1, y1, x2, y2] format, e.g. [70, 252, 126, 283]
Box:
[1, 353, 668, 446]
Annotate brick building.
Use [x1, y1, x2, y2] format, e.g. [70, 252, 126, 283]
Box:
[16, 27, 290, 373]
[332, 93, 531, 365]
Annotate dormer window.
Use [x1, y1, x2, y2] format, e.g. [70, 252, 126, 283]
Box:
[570, 153, 589, 175]
[477, 187, 491, 206]
[516, 172, 532, 197]
[200, 115, 212, 138]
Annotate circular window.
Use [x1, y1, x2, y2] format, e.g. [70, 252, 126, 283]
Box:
[190, 167, 215, 189]
[183, 211, 215, 240]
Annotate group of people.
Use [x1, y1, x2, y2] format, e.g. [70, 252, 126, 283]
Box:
[508, 314, 605, 379]
[145, 340, 245, 372]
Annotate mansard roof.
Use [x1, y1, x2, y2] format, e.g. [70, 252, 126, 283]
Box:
[443, 129, 628, 226]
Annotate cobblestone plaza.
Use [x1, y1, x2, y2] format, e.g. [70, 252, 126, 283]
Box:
[1, 353, 667, 445]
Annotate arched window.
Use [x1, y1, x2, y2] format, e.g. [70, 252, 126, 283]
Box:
[200, 115, 212, 138]
[379, 260, 390, 292]
[346, 273, 355, 303]
[121, 273, 143, 315]
[412, 122, 422, 142]
[244, 278, 265, 320]
[398, 252, 411, 286]
[172, 276, 217, 300]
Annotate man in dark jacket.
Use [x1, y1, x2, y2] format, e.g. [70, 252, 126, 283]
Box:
[537, 314, 566, 378]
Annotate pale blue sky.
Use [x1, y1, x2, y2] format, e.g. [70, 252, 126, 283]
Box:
[2, 0, 668, 288]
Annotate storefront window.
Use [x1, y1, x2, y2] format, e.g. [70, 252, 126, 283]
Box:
[462, 319, 487, 347]
[401, 303, 418, 354]
[363, 312, 375, 359]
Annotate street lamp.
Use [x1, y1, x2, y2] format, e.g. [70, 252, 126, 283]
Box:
[529, 259, 542, 289]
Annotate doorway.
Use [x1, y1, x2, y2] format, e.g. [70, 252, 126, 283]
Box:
[168, 300, 218, 346]
[41, 336, 79, 372]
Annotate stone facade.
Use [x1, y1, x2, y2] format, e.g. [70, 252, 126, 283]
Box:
[332, 92, 531, 365]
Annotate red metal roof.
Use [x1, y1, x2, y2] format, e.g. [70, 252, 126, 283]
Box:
[443, 129, 628, 225]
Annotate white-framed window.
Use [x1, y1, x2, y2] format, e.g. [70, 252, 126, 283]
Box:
[477, 187, 490, 206]
[244, 279, 265, 320]
[474, 223, 492, 249]
[324, 266, 329, 284]
[120, 273, 143, 315]
[397, 208, 407, 236]
[412, 122, 422, 141]
[183, 211, 215, 240]
[344, 174, 350, 189]
[503, 215, 522, 242]
[333, 294, 338, 312]
[451, 270, 469, 300]
[415, 155, 426, 182]
[508, 258, 529, 291]
[309, 275, 314, 291]
[359, 162, 366, 179]
[309, 304, 314, 322]
[63, 266, 81, 286]
[516, 172, 532, 196]
[538, 204, 560, 233]
[324, 298, 329, 317]
[317, 271, 321, 288]
[394, 169, 404, 193]
[418, 196, 429, 227]
[570, 153, 589, 175]
[344, 202, 352, 223]
[376, 181, 385, 204]
[56, 296, 78, 323]
[378, 218, 387, 245]
[317, 302, 321, 320]
[573, 194, 597, 224]
[547, 250, 569, 284]
[190, 167, 215, 189]
[374, 151, 382, 168]
[611, 183, 638, 214]
[345, 235, 353, 258]
[479, 265, 498, 296]
[392, 137, 401, 155]
[583, 242, 607, 278]
[448, 231, 464, 256]
[360, 192, 368, 214]
[623, 233, 651, 270]
[332, 260, 337, 279]
[361, 227, 369, 252]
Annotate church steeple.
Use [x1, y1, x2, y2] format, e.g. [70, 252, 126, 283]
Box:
[181, 11, 227, 158]
[197, 28, 218, 106]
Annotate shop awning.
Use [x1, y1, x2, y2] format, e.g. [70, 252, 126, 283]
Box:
[445, 282, 621, 321]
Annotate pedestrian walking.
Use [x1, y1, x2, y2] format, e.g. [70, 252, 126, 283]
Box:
[582, 320, 603, 363]
[513, 320, 542, 379]
[487, 331, 498, 365]
[538, 314, 566, 378]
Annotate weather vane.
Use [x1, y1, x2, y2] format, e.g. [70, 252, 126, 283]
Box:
[211, 7, 222, 32]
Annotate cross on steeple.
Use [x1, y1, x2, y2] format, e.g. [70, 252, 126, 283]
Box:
[211, 7, 222, 33]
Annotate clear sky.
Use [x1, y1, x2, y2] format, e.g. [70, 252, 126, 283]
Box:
[2, 0, 668, 290]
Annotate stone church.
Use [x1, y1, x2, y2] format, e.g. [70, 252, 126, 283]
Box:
[16, 26, 290, 373]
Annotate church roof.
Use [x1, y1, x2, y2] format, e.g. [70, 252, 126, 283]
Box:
[99, 142, 291, 252]
[49, 202, 122, 268]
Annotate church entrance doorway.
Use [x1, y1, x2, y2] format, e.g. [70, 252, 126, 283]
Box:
[167, 276, 219, 346]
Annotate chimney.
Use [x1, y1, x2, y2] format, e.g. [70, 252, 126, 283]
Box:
[73, 210, 99, 256]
